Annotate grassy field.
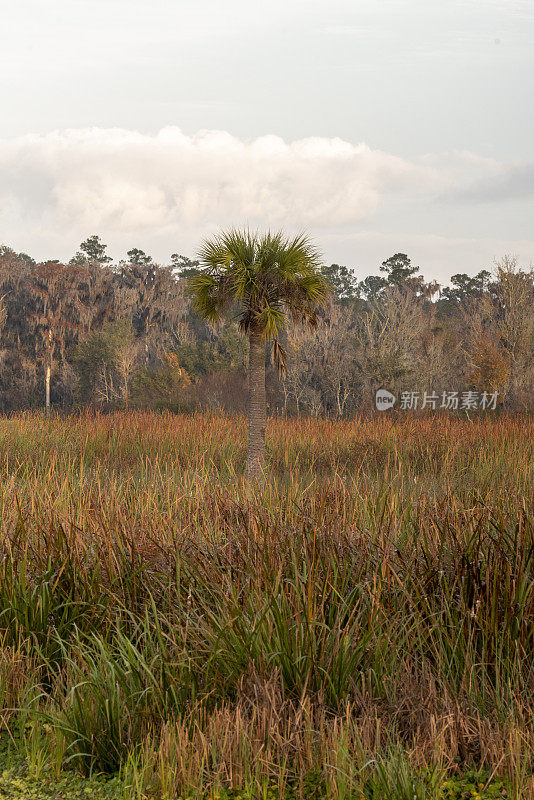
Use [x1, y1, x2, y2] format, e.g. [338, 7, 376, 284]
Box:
[0, 411, 532, 799]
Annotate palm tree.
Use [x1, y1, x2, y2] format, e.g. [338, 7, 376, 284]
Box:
[187, 229, 329, 480]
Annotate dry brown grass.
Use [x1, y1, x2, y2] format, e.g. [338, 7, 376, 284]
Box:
[0, 410, 532, 798]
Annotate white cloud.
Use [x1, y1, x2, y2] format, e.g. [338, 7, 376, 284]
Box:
[0, 126, 476, 234]
[0, 126, 532, 279]
[447, 163, 534, 203]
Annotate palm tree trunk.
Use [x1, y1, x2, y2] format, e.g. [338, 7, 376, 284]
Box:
[247, 329, 266, 481]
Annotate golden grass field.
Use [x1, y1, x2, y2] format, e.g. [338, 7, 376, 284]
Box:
[0, 411, 532, 799]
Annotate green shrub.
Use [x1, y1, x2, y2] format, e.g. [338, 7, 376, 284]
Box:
[440, 769, 509, 799]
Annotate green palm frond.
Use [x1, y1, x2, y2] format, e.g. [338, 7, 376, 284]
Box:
[186, 273, 222, 324]
[187, 227, 331, 339]
[257, 305, 285, 339]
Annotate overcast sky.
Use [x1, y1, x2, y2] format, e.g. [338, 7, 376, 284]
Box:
[1, 0, 533, 283]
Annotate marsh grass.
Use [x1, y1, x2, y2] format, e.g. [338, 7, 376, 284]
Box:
[0, 410, 532, 798]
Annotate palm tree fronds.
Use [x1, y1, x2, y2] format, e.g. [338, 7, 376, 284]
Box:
[188, 228, 329, 338]
[186, 274, 222, 324]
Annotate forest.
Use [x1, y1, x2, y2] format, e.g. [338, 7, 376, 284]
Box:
[0, 235, 532, 414]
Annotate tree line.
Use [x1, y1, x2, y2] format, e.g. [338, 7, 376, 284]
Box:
[0, 236, 532, 414]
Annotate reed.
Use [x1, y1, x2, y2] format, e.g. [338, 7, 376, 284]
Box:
[0, 410, 532, 798]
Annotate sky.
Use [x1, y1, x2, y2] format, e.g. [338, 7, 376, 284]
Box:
[0, 0, 533, 283]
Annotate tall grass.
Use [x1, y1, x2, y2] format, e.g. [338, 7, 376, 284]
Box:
[0, 411, 532, 798]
